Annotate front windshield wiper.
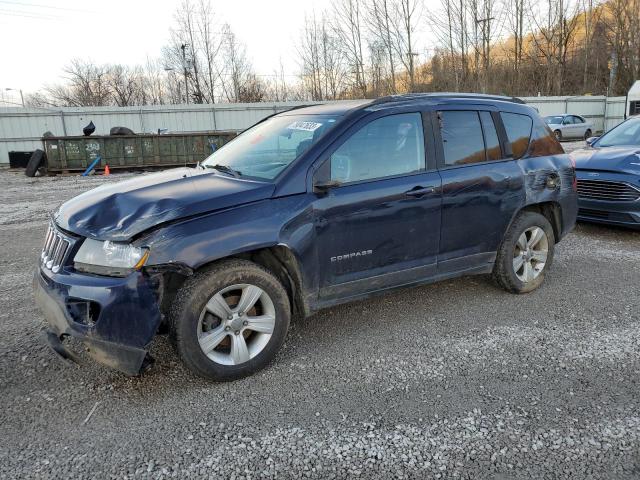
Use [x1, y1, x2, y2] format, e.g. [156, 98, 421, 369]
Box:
[203, 164, 242, 178]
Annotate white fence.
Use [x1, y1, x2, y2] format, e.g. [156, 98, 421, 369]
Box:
[522, 95, 627, 133]
[0, 96, 628, 165]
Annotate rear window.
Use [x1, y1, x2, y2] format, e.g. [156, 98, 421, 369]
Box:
[501, 112, 532, 159]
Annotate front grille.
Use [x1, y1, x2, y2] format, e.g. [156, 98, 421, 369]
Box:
[578, 208, 609, 219]
[41, 224, 71, 273]
[578, 208, 637, 223]
[576, 179, 640, 202]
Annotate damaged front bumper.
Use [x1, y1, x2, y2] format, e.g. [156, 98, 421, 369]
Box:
[34, 266, 162, 375]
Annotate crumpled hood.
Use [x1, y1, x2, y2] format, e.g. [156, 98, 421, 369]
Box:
[54, 168, 275, 241]
[571, 146, 640, 175]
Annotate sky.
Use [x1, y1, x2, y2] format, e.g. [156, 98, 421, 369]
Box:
[0, 0, 340, 100]
[0, 0, 440, 104]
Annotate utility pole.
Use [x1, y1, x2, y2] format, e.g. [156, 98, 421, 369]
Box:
[181, 43, 190, 104]
[409, 52, 419, 92]
[475, 17, 494, 93]
[607, 52, 617, 97]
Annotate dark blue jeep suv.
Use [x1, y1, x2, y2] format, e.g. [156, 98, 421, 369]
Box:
[34, 94, 578, 381]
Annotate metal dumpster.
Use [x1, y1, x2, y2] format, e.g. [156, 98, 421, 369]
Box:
[42, 131, 237, 174]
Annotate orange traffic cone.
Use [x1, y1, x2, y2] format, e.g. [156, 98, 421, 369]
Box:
[104, 165, 110, 176]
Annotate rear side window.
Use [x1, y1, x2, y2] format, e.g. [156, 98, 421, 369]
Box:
[439, 111, 486, 166]
[501, 112, 532, 159]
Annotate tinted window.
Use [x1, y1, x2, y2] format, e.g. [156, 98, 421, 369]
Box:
[529, 119, 564, 157]
[573, 116, 585, 124]
[330, 113, 425, 183]
[439, 111, 486, 166]
[501, 112, 532, 159]
[480, 111, 502, 161]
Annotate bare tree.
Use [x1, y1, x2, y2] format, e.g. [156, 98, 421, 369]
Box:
[106, 65, 144, 106]
[367, 0, 398, 93]
[331, 0, 367, 96]
[603, 0, 640, 95]
[529, 0, 580, 94]
[298, 13, 346, 100]
[45, 59, 111, 107]
[394, 0, 423, 91]
[504, 0, 529, 92]
[219, 24, 263, 102]
[196, 0, 223, 102]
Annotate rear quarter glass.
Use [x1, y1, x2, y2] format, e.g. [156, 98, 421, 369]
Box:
[501, 112, 532, 159]
[529, 118, 564, 156]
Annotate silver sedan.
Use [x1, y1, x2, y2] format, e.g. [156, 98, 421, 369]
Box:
[544, 114, 594, 141]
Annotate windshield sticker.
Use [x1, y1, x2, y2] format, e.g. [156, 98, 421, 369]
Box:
[287, 121, 323, 132]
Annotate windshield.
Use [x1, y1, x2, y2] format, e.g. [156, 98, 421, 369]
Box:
[597, 118, 640, 147]
[544, 116, 565, 125]
[202, 114, 340, 180]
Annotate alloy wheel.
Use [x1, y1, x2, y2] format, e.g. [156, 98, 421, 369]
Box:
[512, 227, 549, 283]
[197, 283, 276, 366]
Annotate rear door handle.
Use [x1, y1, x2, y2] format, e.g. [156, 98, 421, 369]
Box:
[405, 186, 436, 197]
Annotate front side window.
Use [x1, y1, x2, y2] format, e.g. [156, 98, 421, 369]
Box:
[202, 114, 339, 180]
[597, 118, 640, 147]
[330, 113, 425, 183]
[501, 112, 533, 159]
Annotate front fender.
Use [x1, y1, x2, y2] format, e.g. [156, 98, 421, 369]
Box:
[141, 195, 317, 277]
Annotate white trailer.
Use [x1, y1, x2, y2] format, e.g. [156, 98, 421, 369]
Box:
[627, 80, 640, 117]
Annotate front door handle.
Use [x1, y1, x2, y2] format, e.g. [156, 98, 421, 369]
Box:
[405, 186, 436, 197]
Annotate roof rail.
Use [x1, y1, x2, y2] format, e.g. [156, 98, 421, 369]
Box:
[370, 93, 526, 106]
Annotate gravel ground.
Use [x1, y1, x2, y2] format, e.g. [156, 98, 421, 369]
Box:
[1, 148, 639, 479]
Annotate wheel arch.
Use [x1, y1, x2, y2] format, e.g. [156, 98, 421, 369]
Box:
[232, 244, 309, 319]
[517, 201, 563, 243]
[156, 244, 309, 324]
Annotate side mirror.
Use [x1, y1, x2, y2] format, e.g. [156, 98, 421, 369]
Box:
[585, 136, 599, 147]
[313, 179, 341, 195]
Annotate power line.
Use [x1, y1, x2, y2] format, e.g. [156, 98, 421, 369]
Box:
[0, 9, 62, 20]
[0, 0, 91, 13]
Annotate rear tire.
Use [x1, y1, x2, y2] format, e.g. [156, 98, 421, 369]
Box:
[554, 130, 562, 142]
[493, 211, 555, 294]
[170, 259, 290, 381]
[584, 129, 592, 140]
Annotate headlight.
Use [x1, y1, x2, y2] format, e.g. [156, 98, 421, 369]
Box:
[74, 239, 149, 276]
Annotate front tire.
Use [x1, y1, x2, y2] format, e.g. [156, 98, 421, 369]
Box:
[170, 259, 290, 381]
[493, 212, 555, 294]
